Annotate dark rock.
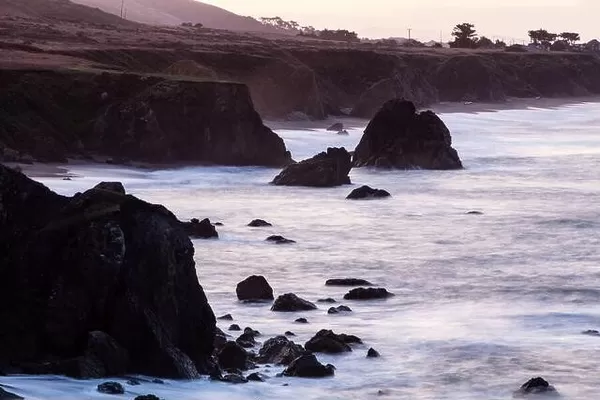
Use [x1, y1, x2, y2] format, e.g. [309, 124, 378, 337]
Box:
[326, 278, 373, 287]
[97, 381, 124, 395]
[328, 306, 352, 314]
[0, 165, 216, 379]
[582, 329, 600, 336]
[182, 218, 219, 239]
[246, 372, 267, 382]
[127, 378, 141, 386]
[346, 186, 391, 200]
[305, 330, 361, 354]
[236, 275, 274, 301]
[63, 177, 72, 181]
[213, 222, 224, 226]
[217, 314, 234, 321]
[285, 331, 296, 337]
[243, 327, 260, 337]
[466, 211, 484, 215]
[353, 99, 463, 170]
[344, 287, 394, 300]
[295, 318, 309, 324]
[317, 298, 337, 304]
[248, 219, 272, 227]
[257, 336, 307, 365]
[236, 332, 257, 348]
[217, 342, 248, 371]
[272, 294, 317, 312]
[367, 348, 380, 358]
[135, 396, 160, 400]
[513, 377, 559, 397]
[221, 373, 248, 384]
[75, 331, 130, 378]
[0, 388, 23, 399]
[283, 354, 335, 378]
[214, 327, 228, 353]
[229, 324, 241, 332]
[93, 182, 126, 195]
[151, 379, 165, 384]
[337, 129, 349, 135]
[272, 147, 352, 187]
[327, 122, 344, 131]
[265, 235, 296, 244]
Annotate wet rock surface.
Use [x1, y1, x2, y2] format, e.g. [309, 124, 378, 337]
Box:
[513, 377, 559, 397]
[272, 294, 318, 312]
[326, 278, 373, 287]
[182, 218, 219, 239]
[272, 147, 352, 187]
[346, 186, 391, 200]
[282, 354, 335, 378]
[344, 287, 394, 300]
[236, 275, 274, 302]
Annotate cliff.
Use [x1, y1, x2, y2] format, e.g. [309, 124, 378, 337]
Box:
[0, 69, 291, 165]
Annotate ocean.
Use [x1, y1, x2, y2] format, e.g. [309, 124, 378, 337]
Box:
[4, 103, 600, 399]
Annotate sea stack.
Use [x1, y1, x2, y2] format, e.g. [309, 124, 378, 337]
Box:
[353, 99, 463, 170]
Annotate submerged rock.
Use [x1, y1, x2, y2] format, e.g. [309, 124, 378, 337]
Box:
[182, 218, 219, 239]
[218, 314, 234, 321]
[317, 298, 337, 304]
[367, 348, 381, 358]
[305, 329, 362, 354]
[266, 235, 296, 244]
[513, 377, 559, 397]
[236, 275, 274, 302]
[353, 99, 463, 170]
[326, 278, 373, 287]
[346, 186, 391, 200]
[344, 287, 394, 300]
[327, 122, 344, 131]
[97, 382, 125, 395]
[582, 329, 600, 337]
[257, 336, 307, 365]
[272, 294, 317, 312]
[283, 354, 335, 378]
[246, 372, 267, 382]
[272, 147, 352, 187]
[221, 373, 248, 384]
[328, 305, 352, 314]
[295, 318, 309, 324]
[248, 219, 273, 227]
[285, 331, 296, 337]
[0, 165, 216, 379]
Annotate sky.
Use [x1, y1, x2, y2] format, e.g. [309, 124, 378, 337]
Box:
[202, 0, 597, 42]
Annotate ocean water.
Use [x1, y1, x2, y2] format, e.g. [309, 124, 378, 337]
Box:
[4, 103, 600, 399]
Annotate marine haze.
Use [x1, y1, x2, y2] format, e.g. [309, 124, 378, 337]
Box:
[204, 0, 599, 41]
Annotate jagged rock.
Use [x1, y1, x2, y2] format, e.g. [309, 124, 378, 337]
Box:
[217, 342, 248, 371]
[283, 354, 335, 378]
[182, 218, 219, 239]
[0, 165, 216, 379]
[246, 372, 267, 382]
[295, 318, 309, 324]
[257, 336, 307, 365]
[272, 294, 317, 312]
[353, 99, 463, 170]
[367, 348, 380, 358]
[272, 147, 352, 187]
[328, 305, 352, 314]
[229, 324, 241, 332]
[317, 298, 337, 304]
[513, 377, 559, 397]
[236, 332, 256, 348]
[217, 314, 234, 321]
[344, 288, 394, 300]
[213, 327, 228, 354]
[326, 278, 373, 287]
[248, 219, 272, 227]
[244, 327, 260, 337]
[97, 382, 125, 395]
[93, 182, 126, 195]
[346, 186, 391, 200]
[236, 275, 274, 301]
[134, 395, 160, 400]
[327, 122, 344, 131]
[0, 387, 23, 399]
[305, 330, 362, 354]
[265, 235, 296, 244]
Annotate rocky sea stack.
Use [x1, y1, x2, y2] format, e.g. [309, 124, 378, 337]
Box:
[0, 165, 216, 379]
[353, 99, 463, 170]
[272, 147, 352, 187]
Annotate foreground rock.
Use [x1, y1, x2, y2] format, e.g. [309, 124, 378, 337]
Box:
[236, 275, 274, 302]
[272, 294, 318, 312]
[346, 186, 391, 200]
[182, 218, 219, 239]
[217, 342, 248, 371]
[326, 278, 373, 287]
[283, 354, 335, 378]
[257, 336, 307, 365]
[513, 377, 559, 397]
[353, 99, 463, 170]
[305, 330, 362, 354]
[1, 71, 293, 166]
[272, 147, 352, 187]
[344, 287, 394, 300]
[0, 166, 216, 378]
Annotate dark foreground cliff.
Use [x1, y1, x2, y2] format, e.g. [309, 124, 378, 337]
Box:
[0, 69, 292, 165]
[0, 165, 216, 378]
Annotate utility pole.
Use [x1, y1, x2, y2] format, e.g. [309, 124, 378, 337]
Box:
[407, 28, 412, 41]
[120, 0, 125, 18]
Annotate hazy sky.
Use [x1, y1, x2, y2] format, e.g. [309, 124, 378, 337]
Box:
[202, 0, 597, 42]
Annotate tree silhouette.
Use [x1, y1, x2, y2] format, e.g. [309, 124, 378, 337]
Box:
[477, 36, 494, 48]
[559, 32, 581, 45]
[450, 23, 478, 48]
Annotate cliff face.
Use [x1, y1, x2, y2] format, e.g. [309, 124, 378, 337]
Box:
[0, 69, 292, 165]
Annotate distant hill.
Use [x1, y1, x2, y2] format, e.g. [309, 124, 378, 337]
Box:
[70, 0, 282, 32]
[0, 0, 136, 25]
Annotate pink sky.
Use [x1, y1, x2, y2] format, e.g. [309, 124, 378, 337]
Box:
[202, 0, 597, 42]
